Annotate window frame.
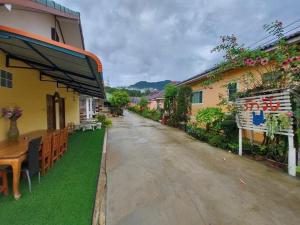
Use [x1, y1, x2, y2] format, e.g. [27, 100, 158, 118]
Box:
[227, 82, 237, 102]
[191, 90, 203, 104]
[0, 70, 13, 89]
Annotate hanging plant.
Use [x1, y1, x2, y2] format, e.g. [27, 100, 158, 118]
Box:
[265, 112, 292, 140]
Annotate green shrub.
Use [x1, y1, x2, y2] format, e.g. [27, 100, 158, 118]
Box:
[96, 114, 112, 127]
[196, 107, 224, 132]
[103, 118, 112, 127]
[208, 135, 227, 149]
[195, 127, 209, 141]
[242, 140, 261, 155]
[227, 142, 239, 153]
[96, 114, 106, 123]
[220, 114, 238, 140]
[186, 124, 208, 141]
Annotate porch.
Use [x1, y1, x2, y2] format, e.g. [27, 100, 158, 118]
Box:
[0, 129, 105, 225]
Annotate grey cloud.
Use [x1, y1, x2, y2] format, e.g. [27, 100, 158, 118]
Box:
[58, 0, 300, 86]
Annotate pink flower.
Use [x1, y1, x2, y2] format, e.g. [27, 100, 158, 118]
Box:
[260, 58, 269, 65]
[287, 112, 293, 118]
[282, 60, 289, 66]
[292, 56, 298, 62]
[244, 58, 256, 66]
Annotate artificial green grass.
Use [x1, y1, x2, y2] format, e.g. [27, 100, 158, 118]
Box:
[0, 129, 105, 225]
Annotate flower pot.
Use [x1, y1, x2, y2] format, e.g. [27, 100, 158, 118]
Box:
[7, 119, 19, 141]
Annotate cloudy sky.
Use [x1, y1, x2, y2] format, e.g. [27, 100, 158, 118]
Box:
[58, 0, 300, 87]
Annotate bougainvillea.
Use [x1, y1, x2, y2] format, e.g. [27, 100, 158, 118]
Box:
[203, 20, 300, 91]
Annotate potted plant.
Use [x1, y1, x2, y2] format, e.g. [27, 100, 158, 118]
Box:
[1, 107, 23, 140]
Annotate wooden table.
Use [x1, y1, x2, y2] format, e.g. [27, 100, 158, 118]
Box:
[0, 130, 48, 199]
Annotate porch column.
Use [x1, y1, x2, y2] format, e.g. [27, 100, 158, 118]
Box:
[86, 98, 90, 119]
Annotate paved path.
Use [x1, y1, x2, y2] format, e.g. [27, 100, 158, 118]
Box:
[106, 111, 300, 225]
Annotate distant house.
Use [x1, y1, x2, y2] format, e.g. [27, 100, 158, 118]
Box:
[146, 91, 164, 110]
[129, 97, 141, 106]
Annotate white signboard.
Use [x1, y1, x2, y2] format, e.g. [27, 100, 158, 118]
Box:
[235, 90, 293, 135]
[235, 89, 296, 176]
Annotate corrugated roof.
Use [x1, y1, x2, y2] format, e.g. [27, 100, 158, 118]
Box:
[177, 31, 300, 86]
[146, 91, 164, 101]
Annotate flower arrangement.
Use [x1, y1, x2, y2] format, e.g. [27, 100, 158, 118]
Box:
[1, 107, 23, 120]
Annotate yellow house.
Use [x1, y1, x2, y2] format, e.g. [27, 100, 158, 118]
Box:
[177, 31, 300, 141]
[0, 1, 105, 142]
[178, 32, 300, 115]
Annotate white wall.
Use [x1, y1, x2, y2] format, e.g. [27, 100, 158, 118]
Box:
[0, 6, 83, 49]
[0, 7, 55, 38]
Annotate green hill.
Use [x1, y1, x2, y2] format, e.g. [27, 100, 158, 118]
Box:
[129, 80, 172, 90]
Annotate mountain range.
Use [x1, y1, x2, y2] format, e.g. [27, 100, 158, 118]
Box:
[128, 80, 173, 90]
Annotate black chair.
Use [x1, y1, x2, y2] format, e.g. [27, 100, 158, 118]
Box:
[22, 137, 42, 192]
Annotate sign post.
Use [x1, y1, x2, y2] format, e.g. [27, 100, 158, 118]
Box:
[239, 128, 243, 156]
[235, 89, 296, 176]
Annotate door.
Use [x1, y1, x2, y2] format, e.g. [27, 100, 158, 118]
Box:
[59, 98, 65, 129]
[46, 94, 56, 130]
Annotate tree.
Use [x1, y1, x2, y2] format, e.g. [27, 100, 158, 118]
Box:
[138, 97, 149, 111]
[163, 84, 192, 127]
[176, 86, 192, 123]
[109, 90, 130, 116]
[164, 83, 178, 115]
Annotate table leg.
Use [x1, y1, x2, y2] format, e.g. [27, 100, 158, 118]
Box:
[11, 160, 22, 200]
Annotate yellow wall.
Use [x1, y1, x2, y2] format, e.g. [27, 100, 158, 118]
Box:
[188, 65, 268, 143]
[0, 52, 79, 142]
[189, 66, 265, 115]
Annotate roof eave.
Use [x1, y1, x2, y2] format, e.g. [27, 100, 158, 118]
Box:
[0, 0, 80, 20]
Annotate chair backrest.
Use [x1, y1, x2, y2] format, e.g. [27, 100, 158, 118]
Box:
[0, 171, 4, 184]
[52, 131, 60, 150]
[59, 129, 64, 144]
[63, 127, 68, 143]
[27, 137, 42, 176]
[42, 133, 52, 156]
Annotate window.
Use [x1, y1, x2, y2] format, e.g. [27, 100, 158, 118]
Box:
[0, 70, 13, 88]
[228, 82, 237, 101]
[51, 27, 60, 42]
[192, 91, 203, 104]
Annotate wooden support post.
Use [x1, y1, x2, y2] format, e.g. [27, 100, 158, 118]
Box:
[288, 135, 296, 176]
[250, 130, 254, 145]
[239, 128, 243, 156]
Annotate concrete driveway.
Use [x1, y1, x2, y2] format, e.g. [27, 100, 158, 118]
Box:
[106, 111, 300, 225]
